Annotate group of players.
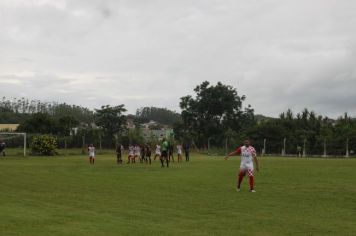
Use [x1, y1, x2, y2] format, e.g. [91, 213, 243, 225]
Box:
[88, 138, 260, 192]
[117, 138, 190, 167]
[88, 138, 190, 168]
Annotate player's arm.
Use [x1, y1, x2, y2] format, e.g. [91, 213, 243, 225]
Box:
[253, 154, 259, 171]
[225, 147, 241, 160]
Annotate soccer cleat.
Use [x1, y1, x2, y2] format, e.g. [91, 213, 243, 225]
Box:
[250, 189, 256, 193]
[236, 187, 241, 192]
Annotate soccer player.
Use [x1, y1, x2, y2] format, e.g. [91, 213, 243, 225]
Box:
[145, 144, 152, 165]
[177, 143, 183, 162]
[0, 141, 6, 157]
[184, 143, 190, 162]
[154, 144, 161, 160]
[116, 144, 124, 164]
[134, 145, 141, 163]
[225, 140, 260, 192]
[127, 145, 134, 164]
[161, 138, 169, 167]
[88, 144, 95, 165]
[140, 144, 145, 163]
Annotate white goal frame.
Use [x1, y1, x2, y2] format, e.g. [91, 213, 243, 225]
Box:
[0, 132, 27, 157]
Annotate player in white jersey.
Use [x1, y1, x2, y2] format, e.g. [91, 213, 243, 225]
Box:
[127, 145, 134, 164]
[88, 144, 95, 165]
[154, 144, 161, 160]
[177, 144, 183, 162]
[134, 145, 141, 163]
[225, 140, 260, 192]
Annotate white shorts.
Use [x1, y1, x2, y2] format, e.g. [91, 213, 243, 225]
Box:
[155, 151, 161, 156]
[89, 153, 95, 158]
[240, 161, 254, 172]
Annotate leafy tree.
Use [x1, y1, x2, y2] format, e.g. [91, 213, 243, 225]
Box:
[179, 81, 255, 147]
[17, 113, 57, 134]
[57, 116, 79, 136]
[135, 107, 181, 126]
[95, 105, 127, 145]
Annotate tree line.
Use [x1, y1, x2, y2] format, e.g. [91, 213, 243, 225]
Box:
[1, 81, 355, 156]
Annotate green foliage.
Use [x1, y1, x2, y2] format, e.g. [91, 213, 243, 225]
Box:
[247, 109, 356, 155]
[17, 113, 57, 134]
[0, 97, 94, 124]
[57, 116, 79, 136]
[135, 107, 181, 126]
[30, 135, 58, 156]
[95, 105, 127, 144]
[179, 81, 255, 146]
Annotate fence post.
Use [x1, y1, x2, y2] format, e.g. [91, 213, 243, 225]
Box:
[225, 138, 228, 156]
[24, 133, 27, 157]
[282, 138, 286, 156]
[82, 135, 85, 154]
[323, 137, 327, 157]
[262, 138, 266, 156]
[302, 138, 306, 157]
[346, 137, 349, 158]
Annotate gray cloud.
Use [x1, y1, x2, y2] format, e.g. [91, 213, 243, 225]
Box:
[0, 0, 355, 117]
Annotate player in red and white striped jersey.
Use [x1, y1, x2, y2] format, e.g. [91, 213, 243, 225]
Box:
[225, 140, 260, 192]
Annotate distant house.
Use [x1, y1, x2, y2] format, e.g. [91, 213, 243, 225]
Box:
[142, 128, 173, 141]
[0, 124, 20, 132]
[127, 118, 136, 129]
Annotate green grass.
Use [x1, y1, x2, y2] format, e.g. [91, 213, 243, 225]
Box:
[0, 154, 355, 236]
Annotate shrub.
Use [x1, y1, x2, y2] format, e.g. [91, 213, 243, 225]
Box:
[31, 135, 58, 156]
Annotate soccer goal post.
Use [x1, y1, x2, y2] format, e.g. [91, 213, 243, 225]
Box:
[0, 132, 27, 157]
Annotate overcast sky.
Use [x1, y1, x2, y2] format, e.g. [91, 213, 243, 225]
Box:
[1, 0, 355, 117]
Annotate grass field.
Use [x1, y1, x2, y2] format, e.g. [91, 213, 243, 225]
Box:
[0, 153, 355, 236]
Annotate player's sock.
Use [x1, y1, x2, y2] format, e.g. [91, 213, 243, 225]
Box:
[160, 159, 164, 167]
[249, 176, 254, 190]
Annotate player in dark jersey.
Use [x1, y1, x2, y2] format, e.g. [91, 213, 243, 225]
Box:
[161, 138, 169, 167]
[145, 144, 152, 165]
[116, 144, 123, 164]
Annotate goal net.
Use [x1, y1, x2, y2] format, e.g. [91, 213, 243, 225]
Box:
[0, 132, 27, 157]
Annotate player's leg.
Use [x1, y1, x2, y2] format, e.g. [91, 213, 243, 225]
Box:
[171, 152, 174, 162]
[165, 155, 169, 167]
[247, 168, 255, 192]
[237, 168, 246, 190]
[160, 154, 164, 167]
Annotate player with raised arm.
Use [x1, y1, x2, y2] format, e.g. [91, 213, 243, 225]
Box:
[225, 140, 260, 192]
[88, 144, 95, 165]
